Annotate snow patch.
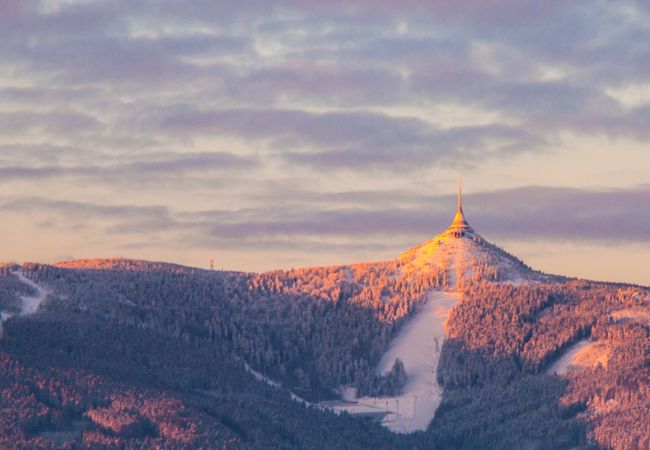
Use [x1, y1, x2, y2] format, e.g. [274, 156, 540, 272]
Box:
[0, 312, 13, 337]
[547, 339, 610, 375]
[327, 291, 459, 433]
[335, 386, 358, 402]
[0, 271, 48, 337]
[506, 276, 525, 286]
[13, 270, 49, 315]
[548, 340, 591, 375]
[611, 309, 650, 325]
[244, 362, 281, 388]
[243, 362, 311, 406]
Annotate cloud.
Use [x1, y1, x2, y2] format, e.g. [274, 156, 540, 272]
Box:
[3, 0, 650, 164]
[469, 186, 650, 242]
[0, 144, 89, 165]
[0, 152, 256, 182]
[0, 196, 172, 225]
[0, 0, 650, 275]
[3, 186, 648, 253]
[0, 110, 101, 136]
[280, 0, 568, 25]
[225, 63, 406, 107]
[152, 107, 544, 170]
[185, 185, 650, 244]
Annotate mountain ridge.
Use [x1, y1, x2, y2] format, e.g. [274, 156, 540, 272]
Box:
[0, 186, 648, 448]
[11, 229, 552, 284]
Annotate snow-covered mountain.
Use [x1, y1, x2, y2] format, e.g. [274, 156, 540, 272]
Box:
[326, 181, 556, 432]
[399, 182, 548, 287]
[399, 227, 546, 287]
[0, 183, 647, 449]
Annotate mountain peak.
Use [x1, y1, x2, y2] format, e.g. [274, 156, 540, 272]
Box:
[399, 178, 542, 286]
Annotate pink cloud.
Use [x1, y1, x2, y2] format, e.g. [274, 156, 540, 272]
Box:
[284, 0, 563, 21]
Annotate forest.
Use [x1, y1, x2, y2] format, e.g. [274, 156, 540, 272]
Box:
[433, 281, 649, 449]
[19, 259, 443, 397]
[0, 258, 647, 449]
[0, 312, 411, 449]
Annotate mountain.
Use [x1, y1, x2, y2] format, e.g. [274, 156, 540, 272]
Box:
[399, 226, 541, 284]
[0, 188, 648, 449]
[398, 181, 549, 288]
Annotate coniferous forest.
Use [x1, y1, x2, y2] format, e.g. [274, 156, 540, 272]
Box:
[0, 258, 647, 449]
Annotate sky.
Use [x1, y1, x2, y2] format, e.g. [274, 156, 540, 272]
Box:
[1, 0, 649, 285]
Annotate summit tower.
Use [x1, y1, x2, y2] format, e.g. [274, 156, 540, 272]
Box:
[446, 177, 473, 238]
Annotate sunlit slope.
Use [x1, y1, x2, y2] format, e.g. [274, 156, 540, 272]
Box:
[399, 231, 548, 287]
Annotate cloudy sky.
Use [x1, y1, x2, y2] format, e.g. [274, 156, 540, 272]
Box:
[1, 0, 649, 285]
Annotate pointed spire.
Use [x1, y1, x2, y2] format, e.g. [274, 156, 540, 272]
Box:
[447, 175, 473, 237]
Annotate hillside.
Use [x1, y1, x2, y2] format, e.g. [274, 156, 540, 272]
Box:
[0, 194, 648, 449]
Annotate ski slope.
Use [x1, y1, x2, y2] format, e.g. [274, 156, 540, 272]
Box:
[0, 271, 48, 337]
[14, 270, 48, 315]
[548, 337, 613, 376]
[330, 290, 459, 433]
[547, 340, 592, 375]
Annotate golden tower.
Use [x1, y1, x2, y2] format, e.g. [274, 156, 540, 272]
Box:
[447, 176, 473, 237]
